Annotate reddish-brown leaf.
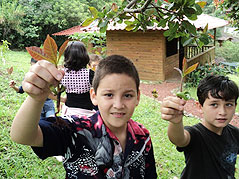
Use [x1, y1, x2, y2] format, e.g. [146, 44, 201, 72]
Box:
[43, 35, 58, 65]
[184, 62, 199, 77]
[26, 46, 54, 63]
[208, 33, 214, 39]
[111, 3, 118, 12]
[182, 57, 187, 73]
[7, 66, 13, 75]
[57, 40, 69, 64]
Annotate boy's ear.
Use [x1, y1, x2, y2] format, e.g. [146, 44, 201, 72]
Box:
[90, 88, 98, 106]
[195, 101, 203, 114]
[136, 90, 140, 106]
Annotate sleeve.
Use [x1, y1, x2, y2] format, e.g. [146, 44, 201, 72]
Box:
[89, 69, 94, 85]
[18, 86, 24, 94]
[177, 125, 196, 152]
[31, 117, 74, 160]
[144, 141, 157, 178]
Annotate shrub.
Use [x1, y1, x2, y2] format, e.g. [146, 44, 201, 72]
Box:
[216, 41, 239, 62]
[186, 63, 231, 87]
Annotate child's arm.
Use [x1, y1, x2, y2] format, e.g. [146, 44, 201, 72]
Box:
[9, 80, 20, 93]
[48, 92, 66, 103]
[160, 96, 190, 147]
[10, 60, 64, 147]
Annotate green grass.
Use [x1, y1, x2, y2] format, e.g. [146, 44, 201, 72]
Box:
[1, 50, 237, 178]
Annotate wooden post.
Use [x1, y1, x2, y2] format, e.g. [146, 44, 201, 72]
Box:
[214, 28, 216, 46]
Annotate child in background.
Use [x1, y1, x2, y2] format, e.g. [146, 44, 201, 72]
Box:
[61, 41, 95, 117]
[88, 54, 102, 111]
[10, 55, 157, 178]
[161, 75, 239, 179]
[88, 54, 102, 71]
[9, 58, 66, 119]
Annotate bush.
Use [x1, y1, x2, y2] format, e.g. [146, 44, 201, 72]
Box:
[216, 41, 239, 62]
[186, 63, 231, 88]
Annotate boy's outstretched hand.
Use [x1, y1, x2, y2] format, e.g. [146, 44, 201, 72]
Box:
[160, 96, 186, 124]
[9, 80, 16, 88]
[22, 60, 64, 101]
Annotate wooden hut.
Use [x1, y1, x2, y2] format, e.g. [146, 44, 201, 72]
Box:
[53, 14, 229, 81]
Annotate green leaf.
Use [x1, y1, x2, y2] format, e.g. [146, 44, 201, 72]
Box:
[100, 25, 107, 33]
[89, 7, 98, 18]
[157, 19, 167, 28]
[187, 14, 197, 20]
[195, 4, 203, 15]
[82, 17, 95, 27]
[163, 30, 171, 37]
[203, 23, 208, 33]
[182, 20, 197, 35]
[183, 37, 193, 46]
[125, 24, 135, 31]
[176, 91, 191, 100]
[124, 20, 135, 25]
[184, 7, 196, 16]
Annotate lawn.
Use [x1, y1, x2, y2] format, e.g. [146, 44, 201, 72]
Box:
[1, 50, 236, 178]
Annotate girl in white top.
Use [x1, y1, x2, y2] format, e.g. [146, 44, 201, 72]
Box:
[61, 41, 95, 117]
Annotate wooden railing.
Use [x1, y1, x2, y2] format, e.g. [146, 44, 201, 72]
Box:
[185, 45, 213, 59]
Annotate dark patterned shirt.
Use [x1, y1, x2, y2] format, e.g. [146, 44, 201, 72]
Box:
[32, 112, 157, 178]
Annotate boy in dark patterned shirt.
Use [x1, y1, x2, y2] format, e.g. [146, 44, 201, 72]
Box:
[10, 55, 157, 178]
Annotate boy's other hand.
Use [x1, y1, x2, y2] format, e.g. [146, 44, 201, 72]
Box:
[9, 80, 16, 88]
[160, 96, 186, 124]
[22, 60, 64, 101]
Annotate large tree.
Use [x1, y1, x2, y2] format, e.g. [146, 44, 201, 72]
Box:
[221, 0, 239, 30]
[0, 0, 120, 49]
[84, 0, 211, 47]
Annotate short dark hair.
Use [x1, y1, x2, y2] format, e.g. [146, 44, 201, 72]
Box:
[92, 55, 140, 94]
[64, 41, 90, 71]
[197, 75, 239, 106]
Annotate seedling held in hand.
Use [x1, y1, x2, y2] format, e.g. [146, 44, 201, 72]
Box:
[174, 58, 198, 100]
[26, 35, 69, 116]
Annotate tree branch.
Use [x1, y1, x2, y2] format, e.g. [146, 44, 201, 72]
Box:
[124, 0, 153, 13]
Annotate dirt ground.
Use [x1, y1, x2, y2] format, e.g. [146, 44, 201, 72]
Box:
[139, 82, 239, 127]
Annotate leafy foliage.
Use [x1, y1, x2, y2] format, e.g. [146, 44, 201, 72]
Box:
[69, 32, 106, 56]
[186, 63, 231, 88]
[221, 0, 239, 30]
[216, 41, 239, 62]
[0, 0, 25, 40]
[0, 40, 11, 65]
[83, 0, 211, 47]
[0, 0, 120, 49]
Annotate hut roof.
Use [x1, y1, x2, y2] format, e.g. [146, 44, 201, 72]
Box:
[52, 14, 229, 35]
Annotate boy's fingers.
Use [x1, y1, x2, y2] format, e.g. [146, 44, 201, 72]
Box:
[161, 97, 185, 111]
[24, 71, 49, 90]
[22, 79, 43, 95]
[37, 60, 64, 81]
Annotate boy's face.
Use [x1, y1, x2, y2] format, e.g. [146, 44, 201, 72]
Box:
[199, 92, 236, 135]
[90, 73, 140, 133]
